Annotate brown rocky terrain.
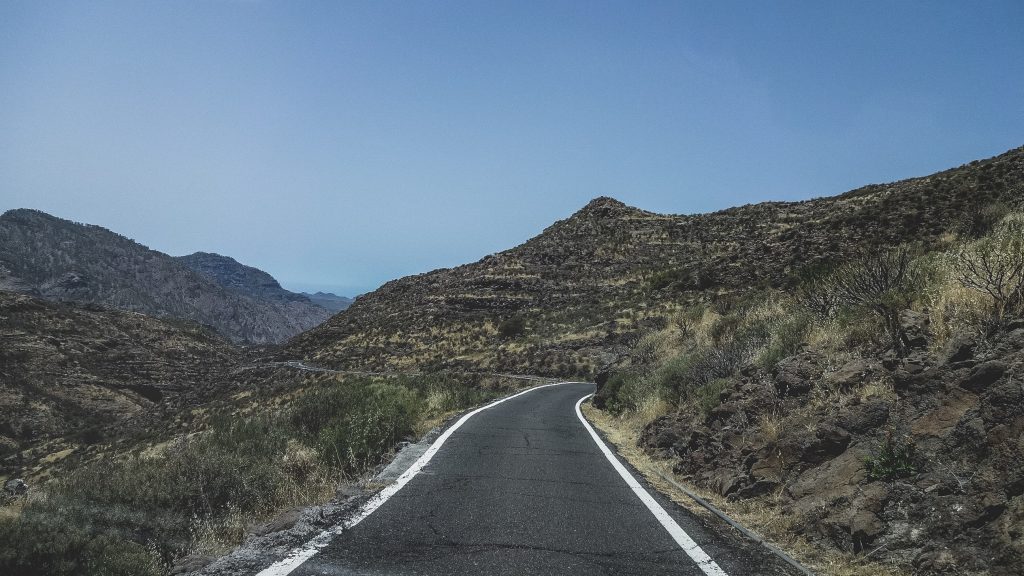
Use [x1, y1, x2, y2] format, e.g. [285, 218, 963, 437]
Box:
[637, 313, 1024, 575]
[0, 209, 331, 344]
[0, 290, 240, 477]
[286, 146, 1024, 375]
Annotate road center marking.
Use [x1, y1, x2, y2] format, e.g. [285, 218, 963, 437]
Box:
[254, 381, 574, 576]
[574, 393, 730, 576]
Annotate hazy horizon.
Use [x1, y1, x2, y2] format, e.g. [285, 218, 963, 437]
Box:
[3, 1, 1023, 295]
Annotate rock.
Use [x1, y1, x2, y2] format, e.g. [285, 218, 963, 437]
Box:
[789, 448, 867, 502]
[836, 399, 890, 434]
[736, 480, 778, 499]
[899, 309, 931, 349]
[850, 509, 884, 552]
[810, 424, 852, 462]
[3, 478, 28, 496]
[591, 369, 612, 408]
[824, 358, 878, 392]
[944, 333, 976, 364]
[649, 428, 679, 449]
[911, 388, 978, 438]
[707, 469, 746, 497]
[994, 496, 1024, 567]
[914, 548, 957, 573]
[248, 508, 303, 537]
[772, 352, 823, 397]
[749, 449, 784, 484]
[959, 360, 1007, 391]
[780, 423, 851, 468]
[170, 554, 215, 575]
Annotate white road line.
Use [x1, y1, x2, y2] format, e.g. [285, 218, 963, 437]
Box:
[254, 381, 576, 576]
[574, 394, 730, 576]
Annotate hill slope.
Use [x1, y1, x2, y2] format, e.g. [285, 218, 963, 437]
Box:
[286, 146, 1024, 374]
[0, 290, 239, 474]
[0, 210, 330, 343]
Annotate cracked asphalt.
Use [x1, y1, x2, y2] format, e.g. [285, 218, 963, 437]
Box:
[287, 382, 799, 575]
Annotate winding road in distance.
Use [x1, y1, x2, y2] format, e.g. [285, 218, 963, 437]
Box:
[257, 382, 800, 576]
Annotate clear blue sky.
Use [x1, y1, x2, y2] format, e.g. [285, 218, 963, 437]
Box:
[2, 1, 1022, 295]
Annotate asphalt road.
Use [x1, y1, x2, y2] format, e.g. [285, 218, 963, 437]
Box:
[273, 382, 799, 576]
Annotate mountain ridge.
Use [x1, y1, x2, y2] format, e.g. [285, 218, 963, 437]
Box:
[0, 209, 330, 344]
[285, 145, 1024, 373]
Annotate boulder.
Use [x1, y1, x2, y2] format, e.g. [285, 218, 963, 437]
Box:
[959, 360, 1007, 391]
[779, 423, 851, 467]
[772, 352, 823, 397]
[788, 448, 868, 502]
[944, 333, 977, 365]
[824, 358, 879, 392]
[3, 478, 28, 496]
[899, 309, 931, 349]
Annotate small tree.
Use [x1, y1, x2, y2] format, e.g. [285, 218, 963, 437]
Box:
[954, 216, 1024, 326]
[671, 305, 704, 343]
[798, 248, 916, 355]
[795, 268, 841, 320]
[831, 247, 915, 356]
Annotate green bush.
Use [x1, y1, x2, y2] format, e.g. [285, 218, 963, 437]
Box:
[865, 433, 918, 481]
[497, 316, 527, 338]
[756, 313, 811, 371]
[0, 509, 162, 576]
[693, 378, 731, 415]
[290, 379, 422, 473]
[0, 374, 505, 576]
[599, 371, 652, 415]
[0, 416, 296, 574]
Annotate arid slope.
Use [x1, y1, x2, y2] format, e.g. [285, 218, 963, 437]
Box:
[287, 146, 1024, 374]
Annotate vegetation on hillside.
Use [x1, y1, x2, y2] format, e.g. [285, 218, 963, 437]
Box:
[0, 373, 519, 576]
[286, 146, 1024, 378]
[593, 209, 1024, 574]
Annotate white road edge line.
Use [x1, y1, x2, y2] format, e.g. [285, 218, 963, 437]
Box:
[254, 381, 576, 576]
[574, 393, 730, 576]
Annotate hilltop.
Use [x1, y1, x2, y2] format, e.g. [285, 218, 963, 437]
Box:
[285, 146, 1024, 375]
[0, 210, 331, 343]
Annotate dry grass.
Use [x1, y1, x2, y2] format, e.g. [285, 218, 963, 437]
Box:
[923, 267, 991, 347]
[581, 401, 911, 576]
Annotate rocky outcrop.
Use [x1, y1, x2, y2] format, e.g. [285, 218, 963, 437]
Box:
[0, 210, 330, 343]
[639, 318, 1024, 575]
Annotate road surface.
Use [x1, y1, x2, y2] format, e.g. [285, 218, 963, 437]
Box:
[259, 382, 799, 575]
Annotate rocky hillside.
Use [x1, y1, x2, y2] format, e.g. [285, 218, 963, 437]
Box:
[286, 145, 1024, 374]
[0, 290, 239, 477]
[638, 316, 1024, 575]
[176, 251, 333, 328]
[0, 210, 330, 343]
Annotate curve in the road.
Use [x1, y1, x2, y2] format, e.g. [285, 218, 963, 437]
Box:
[573, 394, 726, 576]
[254, 381, 795, 576]
[255, 382, 575, 576]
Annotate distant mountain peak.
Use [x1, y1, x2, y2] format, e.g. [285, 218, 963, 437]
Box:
[0, 211, 332, 343]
